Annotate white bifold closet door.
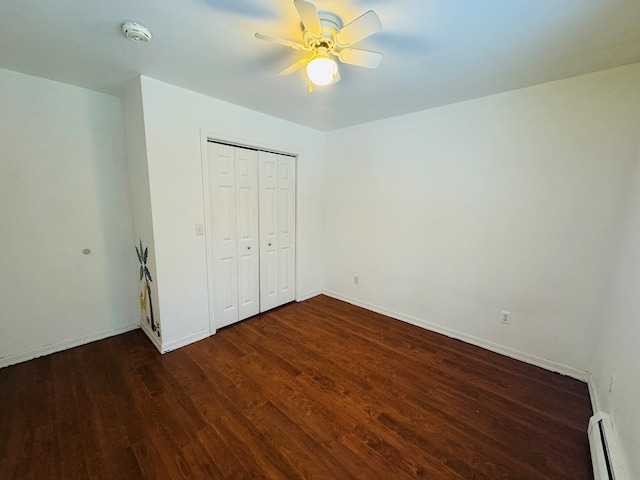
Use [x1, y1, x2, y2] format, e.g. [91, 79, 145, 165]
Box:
[208, 143, 260, 328]
[207, 142, 295, 329]
[258, 151, 296, 312]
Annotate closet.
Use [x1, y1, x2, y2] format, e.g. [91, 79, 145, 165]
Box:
[206, 141, 296, 329]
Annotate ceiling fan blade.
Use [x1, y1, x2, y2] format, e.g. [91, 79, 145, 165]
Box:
[294, 0, 323, 39]
[334, 10, 382, 47]
[279, 57, 310, 76]
[338, 48, 383, 69]
[255, 32, 308, 51]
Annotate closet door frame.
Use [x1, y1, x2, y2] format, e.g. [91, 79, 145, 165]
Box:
[201, 132, 299, 335]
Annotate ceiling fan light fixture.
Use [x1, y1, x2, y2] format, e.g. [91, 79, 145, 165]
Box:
[306, 56, 338, 86]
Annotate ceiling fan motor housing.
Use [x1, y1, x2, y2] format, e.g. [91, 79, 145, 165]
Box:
[303, 11, 342, 48]
[318, 11, 342, 37]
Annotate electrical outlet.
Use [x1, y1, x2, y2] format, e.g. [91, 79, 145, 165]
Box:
[354, 275, 359, 285]
[501, 311, 511, 325]
[609, 374, 616, 396]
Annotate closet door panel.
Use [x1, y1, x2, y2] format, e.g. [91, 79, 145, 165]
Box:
[208, 142, 239, 328]
[278, 155, 296, 304]
[259, 152, 280, 312]
[234, 148, 260, 321]
[221, 257, 238, 311]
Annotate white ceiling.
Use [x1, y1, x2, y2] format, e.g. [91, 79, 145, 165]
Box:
[1, 0, 639, 131]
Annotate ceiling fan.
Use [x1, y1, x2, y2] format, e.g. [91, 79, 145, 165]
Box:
[255, 0, 383, 90]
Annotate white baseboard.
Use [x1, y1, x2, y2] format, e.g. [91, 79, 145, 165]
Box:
[161, 329, 210, 353]
[298, 289, 322, 302]
[0, 323, 140, 369]
[322, 290, 591, 382]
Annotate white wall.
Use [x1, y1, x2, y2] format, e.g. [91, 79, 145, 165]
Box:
[137, 76, 325, 351]
[122, 78, 162, 349]
[0, 68, 138, 367]
[591, 144, 640, 479]
[323, 63, 640, 377]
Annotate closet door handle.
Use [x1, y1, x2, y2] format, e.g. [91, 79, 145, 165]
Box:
[247, 246, 251, 250]
[268, 242, 272, 247]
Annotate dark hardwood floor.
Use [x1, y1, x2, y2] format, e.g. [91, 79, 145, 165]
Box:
[0, 295, 594, 479]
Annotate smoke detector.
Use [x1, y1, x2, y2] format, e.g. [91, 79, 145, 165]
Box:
[121, 22, 152, 43]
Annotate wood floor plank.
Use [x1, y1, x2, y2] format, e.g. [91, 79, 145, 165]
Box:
[0, 295, 594, 479]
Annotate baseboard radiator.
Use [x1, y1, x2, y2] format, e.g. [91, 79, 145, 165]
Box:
[588, 412, 627, 480]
